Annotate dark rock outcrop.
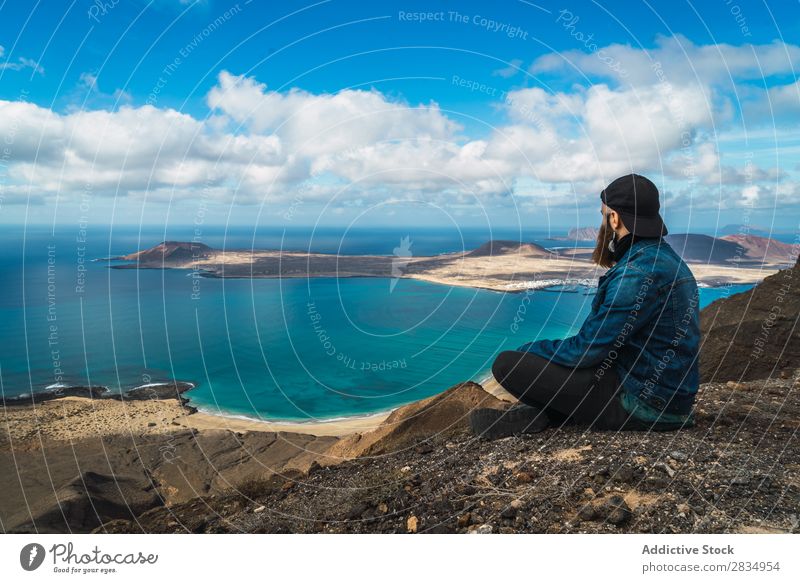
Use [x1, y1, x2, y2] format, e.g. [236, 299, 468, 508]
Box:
[701, 256, 800, 382]
[110, 381, 195, 404]
[1, 381, 196, 407]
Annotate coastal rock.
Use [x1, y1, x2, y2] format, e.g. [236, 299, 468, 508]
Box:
[501, 505, 518, 519]
[669, 450, 688, 462]
[415, 442, 434, 455]
[113, 381, 196, 401]
[0, 380, 196, 407]
[577, 505, 597, 521]
[655, 462, 676, 479]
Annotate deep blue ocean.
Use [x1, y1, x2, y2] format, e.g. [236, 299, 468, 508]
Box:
[0, 225, 754, 422]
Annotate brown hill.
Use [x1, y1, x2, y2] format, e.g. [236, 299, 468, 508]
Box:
[720, 234, 796, 264]
[665, 234, 744, 263]
[562, 226, 600, 241]
[118, 241, 214, 265]
[466, 240, 554, 258]
[700, 257, 800, 382]
[327, 382, 505, 459]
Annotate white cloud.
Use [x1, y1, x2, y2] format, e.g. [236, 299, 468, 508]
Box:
[531, 34, 800, 88]
[0, 56, 795, 213]
[492, 59, 525, 79]
[207, 71, 460, 158]
[767, 79, 800, 114]
[482, 82, 715, 188]
[0, 71, 487, 206]
[0, 98, 284, 203]
[79, 72, 98, 90]
[0, 44, 44, 75]
[70, 72, 132, 108]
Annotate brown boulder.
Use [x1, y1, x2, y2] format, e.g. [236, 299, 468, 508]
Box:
[327, 382, 505, 458]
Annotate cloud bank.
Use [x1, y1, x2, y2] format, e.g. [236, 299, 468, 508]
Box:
[1, 36, 797, 214]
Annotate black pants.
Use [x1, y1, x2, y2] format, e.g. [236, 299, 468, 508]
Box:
[491, 350, 655, 431]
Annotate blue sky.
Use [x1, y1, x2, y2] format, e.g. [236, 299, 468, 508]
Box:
[1, 0, 799, 233]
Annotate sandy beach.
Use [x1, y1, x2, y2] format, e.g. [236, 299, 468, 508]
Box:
[1, 395, 392, 442]
[178, 407, 392, 437]
[2, 396, 187, 445]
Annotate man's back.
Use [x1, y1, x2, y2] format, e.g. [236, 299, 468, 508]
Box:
[609, 238, 700, 417]
[518, 237, 700, 421]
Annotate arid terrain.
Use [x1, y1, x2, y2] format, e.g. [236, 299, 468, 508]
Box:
[3, 371, 797, 534]
[109, 235, 789, 291]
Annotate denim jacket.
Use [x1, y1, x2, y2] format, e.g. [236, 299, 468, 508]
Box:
[518, 238, 700, 422]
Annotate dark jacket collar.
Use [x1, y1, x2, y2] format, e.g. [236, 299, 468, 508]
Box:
[613, 233, 666, 261]
[611, 233, 636, 263]
[607, 236, 663, 273]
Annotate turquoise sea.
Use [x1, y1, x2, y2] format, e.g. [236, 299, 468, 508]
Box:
[0, 226, 754, 421]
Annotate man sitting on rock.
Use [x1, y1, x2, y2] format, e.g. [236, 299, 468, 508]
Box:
[471, 174, 700, 439]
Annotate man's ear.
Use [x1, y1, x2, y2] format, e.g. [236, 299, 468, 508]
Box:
[608, 210, 620, 230]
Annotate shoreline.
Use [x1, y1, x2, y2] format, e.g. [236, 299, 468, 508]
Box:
[118, 266, 771, 292]
[183, 364, 519, 434]
[1, 372, 515, 439]
[178, 406, 392, 437]
[108, 240, 782, 293]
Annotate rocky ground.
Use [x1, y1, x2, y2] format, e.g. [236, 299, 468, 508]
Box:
[97, 372, 800, 534]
